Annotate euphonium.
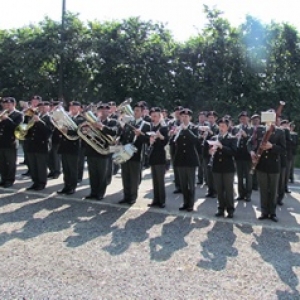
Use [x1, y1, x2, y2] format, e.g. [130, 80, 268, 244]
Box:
[77, 110, 115, 155]
[49, 106, 79, 141]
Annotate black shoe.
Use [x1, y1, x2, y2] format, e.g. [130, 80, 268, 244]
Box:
[0, 181, 5, 186]
[65, 189, 75, 195]
[285, 189, 291, 194]
[205, 193, 216, 198]
[258, 214, 268, 220]
[77, 179, 82, 184]
[197, 181, 203, 185]
[22, 171, 30, 176]
[235, 196, 244, 201]
[277, 200, 283, 206]
[57, 188, 68, 194]
[252, 187, 258, 191]
[269, 215, 278, 222]
[19, 161, 26, 165]
[173, 189, 182, 194]
[3, 182, 13, 188]
[179, 205, 188, 211]
[34, 185, 45, 191]
[227, 212, 234, 218]
[47, 173, 54, 178]
[245, 198, 251, 202]
[159, 203, 166, 208]
[128, 200, 136, 205]
[119, 199, 129, 204]
[148, 203, 158, 207]
[215, 211, 224, 217]
[186, 207, 193, 212]
[52, 174, 60, 179]
[84, 194, 97, 200]
[26, 184, 38, 191]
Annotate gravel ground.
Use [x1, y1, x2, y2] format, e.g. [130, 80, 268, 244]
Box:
[0, 191, 300, 300]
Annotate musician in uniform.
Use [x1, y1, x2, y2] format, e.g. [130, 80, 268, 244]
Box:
[26, 101, 53, 191]
[277, 119, 292, 205]
[210, 118, 237, 218]
[248, 109, 286, 222]
[57, 101, 85, 195]
[84, 103, 118, 200]
[47, 101, 62, 179]
[289, 122, 298, 183]
[170, 108, 199, 212]
[108, 101, 119, 120]
[147, 107, 169, 208]
[168, 106, 183, 193]
[0, 97, 23, 187]
[118, 102, 151, 205]
[232, 111, 253, 202]
[196, 111, 209, 185]
[203, 111, 219, 198]
[22, 95, 42, 176]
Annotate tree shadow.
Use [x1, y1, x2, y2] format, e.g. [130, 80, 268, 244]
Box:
[103, 210, 168, 256]
[149, 217, 210, 262]
[197, 222, 238, 271]
[252, 227, 300, 299]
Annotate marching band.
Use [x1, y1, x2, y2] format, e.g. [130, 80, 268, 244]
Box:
[0, 96, 298, 223]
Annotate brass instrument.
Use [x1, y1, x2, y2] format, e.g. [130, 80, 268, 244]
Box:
[49, 106, 79, 141]
[14, 107, 41, 140]
[77, 110, 115, 155]
[117, 98, 134, 124]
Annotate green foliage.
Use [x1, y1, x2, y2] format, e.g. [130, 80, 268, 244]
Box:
[0, 6, 300, 122]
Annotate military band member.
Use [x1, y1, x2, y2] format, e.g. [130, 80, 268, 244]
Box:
[22, 95, 42, 176]
[26, 101, 53, 191]
[196, 111, 209, 185]
[289, 122, 298, 183]
[248, 110, 286, 222]
[0, 97, 23, 187]
[232, 111, 253, 202]
[203, 111, 219, 198]
[118, 102, 151, 205]
[277, 119, 292, 205]
[47, 101, 62, 179]
[84, 103, 118, 200]
[250, 114, 261, 190]
[57, 101, 85, 195]
[168, 106, 183, 193]
[170, 108, 199, 212]
[108, 101, 119, 120]
[210, 118, 237, 218]
[147, 107, 169, 208]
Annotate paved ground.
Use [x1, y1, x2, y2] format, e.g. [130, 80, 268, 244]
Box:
[0, 157, 300, 299]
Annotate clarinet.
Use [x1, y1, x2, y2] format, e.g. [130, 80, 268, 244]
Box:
[208, 135, 220, 167]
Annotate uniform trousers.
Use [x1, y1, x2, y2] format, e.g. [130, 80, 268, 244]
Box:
[178, 166, 196, 209]
[61, 154, 78, 190]
[87, 155, 110, 198]
[170, 151, 181, 190]
[203, 157, 216, 195]
[121, 160, 141, 202]
[0, 148, 17, 184]
[27, 152, 48, 187]
[213, 172, 235, 213]
[151, 164, 166, 205]
[257, 171, 280, 215]
[236, 160, 252, 198]
[48, 143, 61, 175]
[277, 167, 286, 202]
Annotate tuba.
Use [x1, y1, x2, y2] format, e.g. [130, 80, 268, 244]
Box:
[77, 110, 115, 155]
[49, 106, 79, 141]
[117, 98, 134, 123]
